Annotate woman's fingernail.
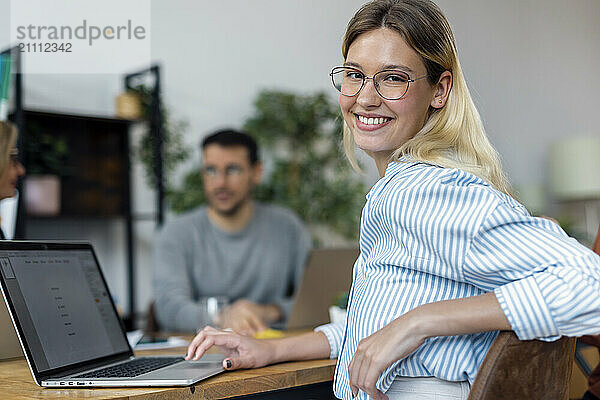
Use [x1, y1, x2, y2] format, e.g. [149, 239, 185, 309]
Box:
[225, 359, 232, 369]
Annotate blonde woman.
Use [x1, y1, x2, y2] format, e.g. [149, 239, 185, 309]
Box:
[0, 121, 25, 239]
[186, 1, 600, 399]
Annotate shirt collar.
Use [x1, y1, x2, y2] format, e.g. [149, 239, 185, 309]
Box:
[366, 155, 416, 201]
[383, 155, 415, 178]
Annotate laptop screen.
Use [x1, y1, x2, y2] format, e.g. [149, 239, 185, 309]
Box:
[0, 247, 129, 372]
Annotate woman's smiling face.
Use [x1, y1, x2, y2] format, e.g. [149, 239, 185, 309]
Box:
[340, 28, 438, 170]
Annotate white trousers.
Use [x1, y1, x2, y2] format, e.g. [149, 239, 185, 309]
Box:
[385, 376, 470, 400]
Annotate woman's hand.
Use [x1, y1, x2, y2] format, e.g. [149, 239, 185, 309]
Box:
[348, 314, 426, 400]
[347, 292, 511, 399]
[185, 326, 276, 370]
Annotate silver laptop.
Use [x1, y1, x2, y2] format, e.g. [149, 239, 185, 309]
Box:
[0, 241, 224, 387]
[286, 248, 358, 330]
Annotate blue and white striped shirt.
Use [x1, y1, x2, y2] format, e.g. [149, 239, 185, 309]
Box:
[316, 159, 600, 400]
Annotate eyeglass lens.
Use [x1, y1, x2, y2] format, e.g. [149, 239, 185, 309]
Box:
[331, 67, 411, 100]
[202, 165, 244, 179]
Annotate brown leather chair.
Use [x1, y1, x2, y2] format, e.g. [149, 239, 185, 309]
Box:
[573, 224, 600, 398]
[468, 331, 575, 399]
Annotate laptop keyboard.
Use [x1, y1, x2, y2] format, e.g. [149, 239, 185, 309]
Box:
[73, 357, 184, 378]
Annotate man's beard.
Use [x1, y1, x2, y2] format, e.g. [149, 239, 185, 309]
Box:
[207, 192, 251, 217]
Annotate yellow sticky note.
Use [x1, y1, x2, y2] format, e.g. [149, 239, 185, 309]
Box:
[254, 329, 285, 339]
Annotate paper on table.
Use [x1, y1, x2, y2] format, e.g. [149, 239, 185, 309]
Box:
[126, 330, 189, 350]
[127, 330, 144, 347]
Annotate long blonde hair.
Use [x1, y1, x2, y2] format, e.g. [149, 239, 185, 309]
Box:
[0, 121, 18, 178]
[342, 0, 512, 195]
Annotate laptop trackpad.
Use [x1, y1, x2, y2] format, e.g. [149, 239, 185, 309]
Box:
[133, 361, 224, 380]
[171, 361, 223, 370]
[142, 361, 224, 380]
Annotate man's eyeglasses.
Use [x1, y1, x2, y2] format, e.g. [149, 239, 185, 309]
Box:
[201, 165, 245, 179]
[330, 66, 428, 100]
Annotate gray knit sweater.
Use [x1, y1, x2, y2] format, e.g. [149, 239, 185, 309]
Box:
[153, 203, 311, 332]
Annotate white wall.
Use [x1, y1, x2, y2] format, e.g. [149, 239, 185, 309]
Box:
[1, 0, 598, 320]
[440, 1, 599, 202]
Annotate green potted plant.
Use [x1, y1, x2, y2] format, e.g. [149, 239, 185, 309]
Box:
[24, 124, 69, 216]
[245, 90, 366, 243]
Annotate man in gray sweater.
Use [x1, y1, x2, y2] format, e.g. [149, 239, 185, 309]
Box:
[153, 130, 311, 334]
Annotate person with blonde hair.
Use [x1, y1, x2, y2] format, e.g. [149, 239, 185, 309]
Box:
[185, 1, 600, 399]
[0, 121, 25, 239]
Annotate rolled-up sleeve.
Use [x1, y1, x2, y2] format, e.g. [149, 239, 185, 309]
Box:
[463, 201, 600, 340]
[315, 320, 346, 359]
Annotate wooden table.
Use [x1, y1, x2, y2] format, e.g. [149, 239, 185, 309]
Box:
[0, 345, 337, 399]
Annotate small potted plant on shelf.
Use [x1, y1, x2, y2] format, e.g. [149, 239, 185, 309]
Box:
[329, 291, 349, 324]
[24, 126, 69, 216]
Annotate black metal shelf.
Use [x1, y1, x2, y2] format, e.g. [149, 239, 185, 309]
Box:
[2, 47, 165, 330]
